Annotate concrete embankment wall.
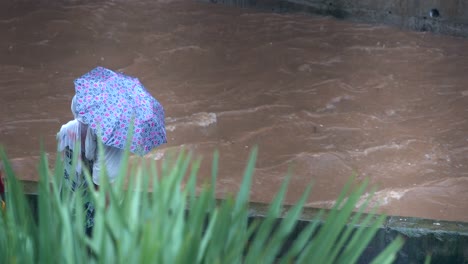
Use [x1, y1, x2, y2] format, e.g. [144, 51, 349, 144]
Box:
[202, 0, 468, 37]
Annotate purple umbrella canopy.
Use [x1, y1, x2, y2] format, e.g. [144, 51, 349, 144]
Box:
[74, 67, 167, 155]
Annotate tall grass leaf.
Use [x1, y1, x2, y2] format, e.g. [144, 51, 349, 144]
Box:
[336, 213, 386, 263]
[424, 254, 432, 264]
[279, 210, 325, 263]
[296, 177, 355, 262]
[0, 147, 36, 263]
[1, 148, 28, 220]
[244, 174, 293, 262]
[186, 158, 200, 207]
[128, 167, 143, 230]
[211, 150, 219, 188]
[370, 236, 404, 264]
[261, 182, 313, 263]
[38, 148, 56, 263]
[234, 146, 257, 212]
[328, 186, 377, 262]
[334, 188, 381, 263]
[316, 179, 369, 263]
[114, 144, 131, 194]
[197, 209, 219, 262]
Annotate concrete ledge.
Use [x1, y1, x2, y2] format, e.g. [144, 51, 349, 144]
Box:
[201, 0, 468, 38]
[248, 201, 468, 263]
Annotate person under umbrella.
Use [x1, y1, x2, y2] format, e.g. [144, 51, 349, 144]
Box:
[56, 96, 98, 232]
[71, 66, 167, 189]
[57, 67, 166, 233]
[73, 66, 167, 158]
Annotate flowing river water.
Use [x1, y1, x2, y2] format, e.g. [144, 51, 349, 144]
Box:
[1, 0, 468, 222]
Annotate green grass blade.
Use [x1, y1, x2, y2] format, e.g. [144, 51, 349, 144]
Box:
[234, 146, 257, 212]
[370, 236, 404, 264]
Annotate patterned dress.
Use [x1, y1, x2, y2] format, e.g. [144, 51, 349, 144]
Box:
[57, 119, 94, 232]
[61, 144, 95, 229]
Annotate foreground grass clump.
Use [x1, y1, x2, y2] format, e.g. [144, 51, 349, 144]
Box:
[0, 146, 403, 263]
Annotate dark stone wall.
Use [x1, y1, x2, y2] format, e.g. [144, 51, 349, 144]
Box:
[2, 0, 467, 36]
[203, 0, 468, 37]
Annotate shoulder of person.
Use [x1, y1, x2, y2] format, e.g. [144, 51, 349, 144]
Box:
[57, 119, 79, 140]
[60, 120, 79, 132]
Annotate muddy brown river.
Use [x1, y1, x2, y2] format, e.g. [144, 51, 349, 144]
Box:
[1, 0, 467, 222]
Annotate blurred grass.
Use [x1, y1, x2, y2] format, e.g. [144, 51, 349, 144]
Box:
[0, 144, 404, 263]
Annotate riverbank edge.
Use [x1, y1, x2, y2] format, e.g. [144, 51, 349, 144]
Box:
[199, 0, 468, 38]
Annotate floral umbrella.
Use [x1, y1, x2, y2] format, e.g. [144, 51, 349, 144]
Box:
[74, 67, 166, 155]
